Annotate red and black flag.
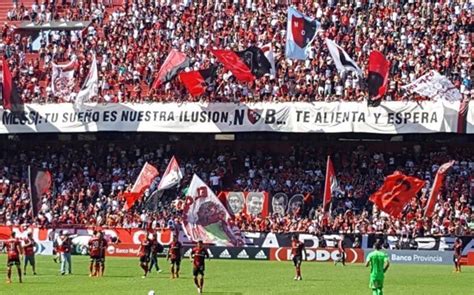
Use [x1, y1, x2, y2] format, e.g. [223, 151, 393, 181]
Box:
[369, 171, 425, 218]
[179, 66, 217, 97]
[152, 49, 191, 89]
[424, 161, 454, 217]
[211, 46, 272, 82]
[28, 166, 52, 218]
[367, 51, 390, 106]
[323, 156, 338, 212]
[2, 57, 23, 113]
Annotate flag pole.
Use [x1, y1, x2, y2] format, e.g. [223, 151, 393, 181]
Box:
[27, 165, 33, 218]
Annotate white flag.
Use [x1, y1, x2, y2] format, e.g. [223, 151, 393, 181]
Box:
[51, 59, 76, 97]
[182, 174, 244, 246]
[402, 70, 462, 102]
[157, 156, 183, 191]
[75, 54, 98, 108]
[325, 38, 362, 77]
[261, 43, 276, 76]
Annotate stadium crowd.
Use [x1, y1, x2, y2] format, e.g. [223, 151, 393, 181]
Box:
[0, 140, 472, 238]
[1, 0, 473, 103]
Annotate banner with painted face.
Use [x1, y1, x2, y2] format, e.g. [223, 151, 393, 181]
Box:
[271, 192, 288, 216]
[287, 194, 305, 215]
[219, 191, 269, 218]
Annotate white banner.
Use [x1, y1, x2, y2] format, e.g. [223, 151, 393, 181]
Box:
[402, 70, 462, 102]
[0, 101, 463, 134]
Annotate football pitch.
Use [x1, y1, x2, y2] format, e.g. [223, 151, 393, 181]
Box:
[0, 255, 471, 295]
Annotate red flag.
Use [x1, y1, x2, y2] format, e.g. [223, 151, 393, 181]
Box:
[124, 162, 159, 210]
[369, 171, 425, 218]
[179, 66, 217, 96]
[152, 49, 190, 89]
[323, 156, 337, 211]
[424, 161, 454, 217]
[211, 47, 271, 82]
[157, 156, 183, 191]
[2, 57, 22, 111]
[368, 50, 390, 106]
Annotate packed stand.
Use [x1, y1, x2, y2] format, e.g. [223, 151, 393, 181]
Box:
[0, 140, 472, 239]
[1, 0, 472, 103]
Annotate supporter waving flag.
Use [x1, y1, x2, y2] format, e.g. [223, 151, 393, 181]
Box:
[323, 156, 338, 211]
[1, 57, 23, 113]
[157, 156, 183, 191]
[28, 166, 52, 217]
[325, 39, 363, 77]
[367, 51, 390, 106]
[182, 174, 244, 246]
[152, 49, 190, 89]
[51, 58, 77, 98]
[424, 161, 454, 217]
[285, 7, 320, 60]
[124, 162, 159, 210]
[179, 66, 217, 97]
[211, 46, 272, 82]
[369, 171, 425, 218]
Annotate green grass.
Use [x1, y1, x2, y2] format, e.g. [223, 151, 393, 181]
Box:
[0, 255, 472, 295]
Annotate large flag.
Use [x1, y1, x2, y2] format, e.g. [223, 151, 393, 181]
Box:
[424, 161, 454, 217]
[211, 46, 272, 82]
[75, 54, 98, 108]
[285, 7, 320, 60]
[2, 57, 23, 112]
[182, 174, 244, 246]
[152, 49, 190, 89]
[367, 50, 390, 106]
[51, 59, 76, 97]
[157, 156, 183, 191]
[261, 43, 277, 76]
[325, 39, 362, 76]
[28, 166, 52, 218]
[401, 70, 462, 102]
[369, 171, 425, 218]
[323, 156, 338, 211]
[179, 66, 217, 97]
[124, 162, 159, 210]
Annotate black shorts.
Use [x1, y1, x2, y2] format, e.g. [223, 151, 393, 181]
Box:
[293, 255, 302, 267]
[140, 255, 150, 263]
[170, 258, 181, 266]
[7, 257, 20, 267]
[90, 255, 103, 263]
[24, 255, 35, 265]
[193, 265, 205, 277]
[453, 255, 460, 263]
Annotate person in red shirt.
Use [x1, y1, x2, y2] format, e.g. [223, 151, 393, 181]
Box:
[453, 238, 462, 273]
[148, 232, 163, 275]
[137, 235, 152, 278]
[58, 231, 73, 275]
[88, 230, 101, 277]
[166, 235, 182, 279]
[98, 231, 108, 277]
[22, 232, 37, 275]
[291, 234, 306, 281]
[190, 240, 210, 294]
[5, 232, 22, 283]
[334, 235, 346, 266]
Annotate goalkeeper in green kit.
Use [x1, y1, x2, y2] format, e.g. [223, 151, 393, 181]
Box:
[365, 241, 390, 295]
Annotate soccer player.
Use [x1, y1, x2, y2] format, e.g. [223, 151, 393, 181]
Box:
[166, 235, 182, 279]
[88, 231, 101, 277]
[5, 232, 22, 283]
[291, 234, 306, 281]
[137, 234, 152, 278]
[365, 241, 390, 295]
[98, 231, 108, 277]
[149, 233, 163, 274]
[23, 232, 37, 275]
[191, 240, 210, 294]
[334, 235, 346, 266]
[453, 238, 462, 273]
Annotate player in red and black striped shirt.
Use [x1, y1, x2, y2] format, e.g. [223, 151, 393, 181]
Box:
[166, 235, 182, 279]
[453, 238, 462, 273]
[23, 232, 37, 275]
[88, 231, 101, 277]
[291, 234, 306, 281]
[98, 231, 108, 277]
[191, 240, 210, 294]
[5, 232, 22, 283]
